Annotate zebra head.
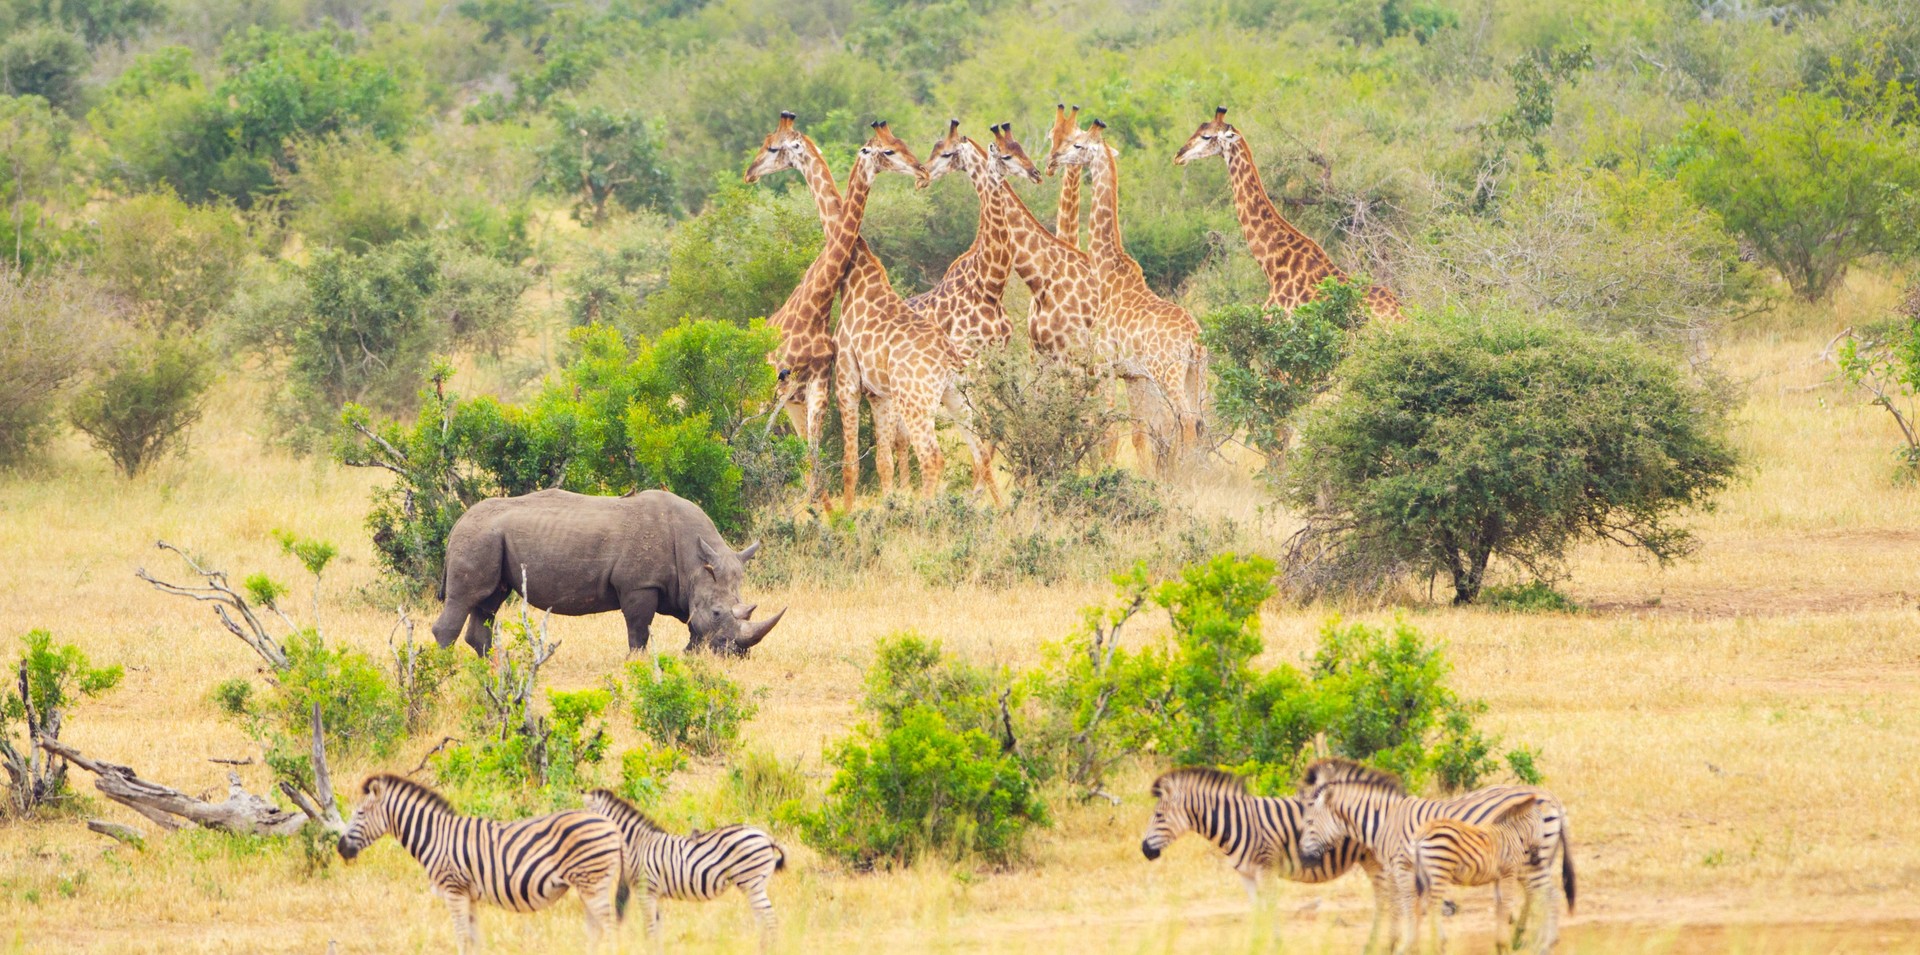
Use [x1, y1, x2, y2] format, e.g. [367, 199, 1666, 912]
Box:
[1297, 782, 1357, 869]
[1142, 767, 1246, 861]
[340, 774, 448, 861]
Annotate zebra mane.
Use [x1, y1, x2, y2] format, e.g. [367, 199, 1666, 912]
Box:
[364, 773, 456, 814]
[1151, 767, 1248, 799]
[1300, 758, 1406, 796]
[585, 788, 666, 834]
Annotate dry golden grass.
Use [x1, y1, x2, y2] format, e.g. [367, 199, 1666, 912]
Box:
[5, 276, 1920, 954]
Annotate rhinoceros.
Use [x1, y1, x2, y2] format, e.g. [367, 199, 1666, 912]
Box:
[430, 488, 784, 656]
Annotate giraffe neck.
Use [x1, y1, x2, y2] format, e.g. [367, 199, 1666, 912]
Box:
[961, 144, 1011, 301]
[999, 182, 1060, 285]
[797, 137, 842, 225]
[824, 162, 875, 286]
[1086, 146, 1127, 268]
[1056, 166, 1082, 246]
[1224, 137, 1341, 306]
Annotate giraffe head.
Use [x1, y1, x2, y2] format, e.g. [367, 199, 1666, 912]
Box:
[1173, 106, 1238, 166]
[855, 120, 929, 188]
[1048, 118, 1108, 171]
[924, 118, 987, 184]
[1045, 103, 1082, 176]
[987, 122, 1043, 184]
[744, 110, 810, 183]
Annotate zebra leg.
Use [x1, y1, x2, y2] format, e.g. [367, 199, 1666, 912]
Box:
[443, 893, 478, 955]
[742, 873, 777, 949]
[1239, 869, 1260, 909]
[576, 872, 617, 954]
[1391, 865, 1418, 955]
[643, 891, 663, 941]
[1363, 868, 1394, 955]
[1492, 879, 1511, 955]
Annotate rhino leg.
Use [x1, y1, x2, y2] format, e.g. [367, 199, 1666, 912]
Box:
[463, 589, 510, 656]
[621, 589, 659, 653]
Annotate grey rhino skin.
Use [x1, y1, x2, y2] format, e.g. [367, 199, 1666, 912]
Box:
[431, 488, 784, 656]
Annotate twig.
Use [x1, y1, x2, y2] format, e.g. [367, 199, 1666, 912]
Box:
[408, 736, 460, 776]
[207, 757, 254, 766]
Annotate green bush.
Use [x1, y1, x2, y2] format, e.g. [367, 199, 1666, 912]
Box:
[89, 191, 248, 330]
[237, 629, 407, 759]
[1480, 580, 1581, 613]
[625, 182, 820, 339]
[624, 654, 756, 758]
[2, 629, 123, 817]
[861, 632, 1003, 742]
[1285, 311, 1741, 604]
[1201, 277, 1369, 465]
[720, 749, 808, 820]
[614, 742, 687, 806]
[536, 99, 675, 222]
[1037, 468, 1167, 526]
[793, 705, 1046, 869]
[1837, 304, 1920, 474]
[339, 320, 794, 591]
[68, 334, 216, 477]
[0, 269, 112, 467]
[1676, 83, 1920, 300]
[89, 30, 419, 206]
[0, 27, 87, 113]
[0, 93, 78, 272]
[958, 340, 1125, 488]
[1024, 556, 1529, 794]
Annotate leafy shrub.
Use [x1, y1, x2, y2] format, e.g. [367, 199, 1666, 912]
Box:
[221, 629, 407, 759]
[861, 632, 1004, 741]
[0, 269, 113, 466]
[68, 335, 215, 477]
[0, 93, 78, 272]
[959, 340, 1125, 488]
[89, 30, 419, 205]
[792, 705, 1046, 869]
[340, 321, 793, 591]
[1201, 277, 1369, 464]
[0, 27, 87, 112]
[536, 99, 675, 222]
[624, 182, 820, 338]
[238, 237, 527, 439]
[1024, 556, 1529, 794]
[1, 629, 123, 817]
[1037, 468, 1167, 526]
[1285, 311, 1741, 604]
[89, 191, 248, 330]
[1836, 303, 1920, 474]
[1676, 83, 1920, 300]
[614, 743, 687, 806]
[624, 654, 757, 758]
[720, 749, 808, 820]
[1480, 581, 1580, 613]
[432, 610, 613, 815]
[562, 212, 671, 327]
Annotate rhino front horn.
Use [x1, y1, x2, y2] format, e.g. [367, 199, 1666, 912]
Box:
[737, 606, 786, 649]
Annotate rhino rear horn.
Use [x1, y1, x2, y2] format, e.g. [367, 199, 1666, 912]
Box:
[733, 603, 757, 620]
[736, 606, 786, 649]
[738, 540, 761, 563]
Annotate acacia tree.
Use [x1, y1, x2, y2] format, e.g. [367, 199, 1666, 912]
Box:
[1285, 311, 1740, 604]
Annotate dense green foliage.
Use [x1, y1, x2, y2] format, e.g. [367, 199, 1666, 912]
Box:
[1837, 292, 1920, 473]
[1287, 311, 1741, 604]
[1, 629, 123, 816]
[339, 320, 796, 590]
[1024, 556, 1517, 794]
[624, 654, 757, 758]
[1201, 277, 1369, 464]
[0, 269, 110, 466]
[68, 334, 215, 477]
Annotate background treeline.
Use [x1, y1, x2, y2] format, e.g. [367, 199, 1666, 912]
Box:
[2, 0, 1917, 569]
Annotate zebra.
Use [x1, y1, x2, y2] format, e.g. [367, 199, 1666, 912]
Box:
[584, 788, 786, 943]
[1403, 799, 1543, 955]
[1140, 767, 1397, 945]
[1296, 759, 1576, 954]
[337, 774, 627, 954]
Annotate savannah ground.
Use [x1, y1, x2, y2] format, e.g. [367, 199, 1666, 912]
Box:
[3, 278, 1919, 954]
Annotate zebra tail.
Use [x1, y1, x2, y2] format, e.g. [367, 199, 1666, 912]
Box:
[616, 878, 631, 921]
[774, 842, 787, 872]
[1561, 827, 1577, 914]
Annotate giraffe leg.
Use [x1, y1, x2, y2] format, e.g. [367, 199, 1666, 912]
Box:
[908, 403, 945, 499]
[870, 395, 897, 499]
[805, 377, 833, 510]
[835, 366, 863, 511]
[942, 384, 999, 504]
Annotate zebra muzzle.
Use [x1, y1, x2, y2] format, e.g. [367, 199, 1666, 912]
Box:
[1140, 839, 1161, 861]
[337, 837, 359, 862]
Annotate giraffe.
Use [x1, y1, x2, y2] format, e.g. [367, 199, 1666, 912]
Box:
[1174, 107, 1402, 319]
[828, 122, 997, 510]
[743, 111, 845, 507]
[1051, 119, 1207, 473]
[984, 122, 1102, 359]
[1047, 103, 1085, 247]
[907, 119, 1016, 366]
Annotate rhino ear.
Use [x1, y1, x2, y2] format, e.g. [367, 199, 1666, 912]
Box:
[697, 537, 721, 568]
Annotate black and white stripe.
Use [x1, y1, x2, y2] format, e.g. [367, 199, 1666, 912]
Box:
[1405, 801, 1540, 953]
[338, 774, 625, 954]
[1297, 759, 1576, 953]
[585, 788, 786, 941]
